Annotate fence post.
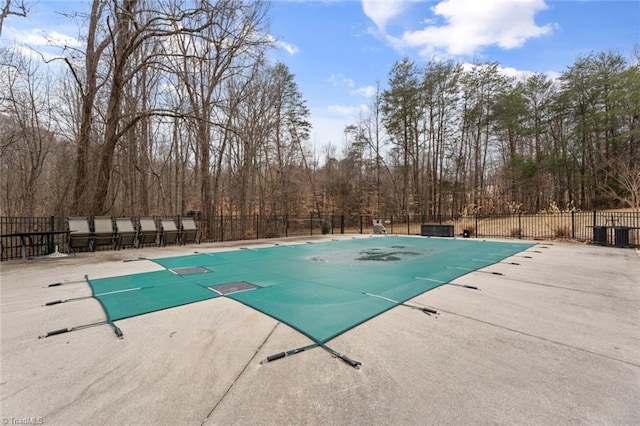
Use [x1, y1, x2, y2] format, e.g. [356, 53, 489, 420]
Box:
[48, 215, 55, 254]
[407, 215, 410, 235]
[518, 212, 522, 239]
[340, 215, 345, 234]
[475, 213, 478, 238]
[571, 211, 575, 239]
[310, 214, 313, 236]
[390, 216, 394, 234]
[285, 214, 289, 237]
[360, 216, 363, 234]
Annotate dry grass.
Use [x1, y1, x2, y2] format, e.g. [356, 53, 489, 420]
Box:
[345, 209, 639, 245]
[554, 225, 571, 238]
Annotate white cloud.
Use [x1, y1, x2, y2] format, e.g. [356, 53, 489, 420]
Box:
[327, 103, 370, 117]
[8, 28, 82, 49]
[276, 39, 299, 55]
[328, 73, 355, 88]
[462, 62, 561, 83]
[352, 85, 376, 98]
[1, 26, 81, 63]
[389, 0, 555, 56]
[361, 0, 408, 31]
[309, 103, 371, 149]
[544, 70, 561, 81]
[328, 75, 375, 97]
[498, 65, 535, 81]
[267, 34, 299, 55]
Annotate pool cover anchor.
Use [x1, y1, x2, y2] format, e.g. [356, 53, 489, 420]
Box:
[420, 307, 439, 315]
[321, 344, 362, 369]
[472, 259, 520, 266]
[363, 292, 439, 316]
[447, 283, 480, 291]
[445, 266, 504, 276]
[43, 295, 93, 306]
[123, 257, 147, 262]
[44, 275, 90, 288]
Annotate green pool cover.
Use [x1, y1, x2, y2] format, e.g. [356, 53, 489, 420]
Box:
[88, 236, 533, 344]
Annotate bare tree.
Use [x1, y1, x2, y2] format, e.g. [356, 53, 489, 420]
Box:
[166, 0, 270, 227]
[68, 0, 111, 214]
[0, 49, 56, 215]
[0, 0, 28, 38]
[605, 157, 640, 211]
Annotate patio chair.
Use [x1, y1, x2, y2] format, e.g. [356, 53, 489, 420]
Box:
[137, 217, 159, 247]
[160, 218, 180, 246]
[67, 217, 93, 252]
[372, 219, 387, 235]
[93, 216, 117, 250]
[115, 217, 137, 249]
[180, 217, 199, 245]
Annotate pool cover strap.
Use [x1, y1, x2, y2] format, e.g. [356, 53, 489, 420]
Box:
[261, 343, 320, 364]
[261, 342, 362, 369]
[88, 269, 221, 322]
[39, 320, 123, 340]
[39, 275, 124, 340]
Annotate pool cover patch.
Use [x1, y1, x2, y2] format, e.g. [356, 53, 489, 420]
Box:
[88, 236, 534, 343]
[170, 266, 211, 275]
[208, 281, 258, 295]
[355, 249, 421, 262]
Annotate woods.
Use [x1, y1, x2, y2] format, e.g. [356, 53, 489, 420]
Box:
[1, 1, 638, 240]
[359, 53, 639, 218]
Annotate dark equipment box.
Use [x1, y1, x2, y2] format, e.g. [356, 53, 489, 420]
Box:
[421, 224, 454, 237]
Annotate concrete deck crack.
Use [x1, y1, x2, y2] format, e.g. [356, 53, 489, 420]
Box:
[486, 275, 623, 298]
[436, 308, 640, 368]
[200, 322, 281, 425]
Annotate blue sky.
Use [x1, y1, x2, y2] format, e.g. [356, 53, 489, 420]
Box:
[2, 0, 639, 153]
[268, 0, 639, 152]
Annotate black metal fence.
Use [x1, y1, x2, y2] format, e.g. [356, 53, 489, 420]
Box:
[1, 211, 638, 261]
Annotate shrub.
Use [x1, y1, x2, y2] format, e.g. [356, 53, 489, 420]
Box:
[554, 225, 571, 238]
[321, 221, 330, 234]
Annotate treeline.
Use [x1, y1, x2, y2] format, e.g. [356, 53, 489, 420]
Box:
[332, 53, 639, 218]
[2, 0, 315, 222]
[1, 1, 639, 236]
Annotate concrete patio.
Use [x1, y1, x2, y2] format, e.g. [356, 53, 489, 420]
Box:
[1, 235, 638, 425]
